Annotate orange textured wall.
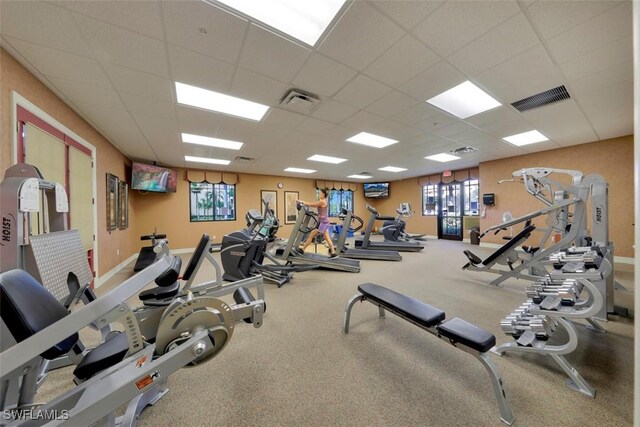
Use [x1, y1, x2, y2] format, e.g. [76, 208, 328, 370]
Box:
[0, 48, 138, 276]
[479, 135, 634, 257]
[131, 170, 367, 249]
[368, 178, 438, 237]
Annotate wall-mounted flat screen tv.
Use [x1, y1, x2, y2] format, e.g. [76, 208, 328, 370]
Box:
[131, 162, 177, 193]
[363, 182, 390, 199]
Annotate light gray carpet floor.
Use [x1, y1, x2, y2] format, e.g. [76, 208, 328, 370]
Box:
[36, 238, 634, 426]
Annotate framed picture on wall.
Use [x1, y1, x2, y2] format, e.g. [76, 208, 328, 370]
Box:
[260, 190, 277, 218]
[106, 173, 119, 231]
[118, 180, 129, 229]
[284, 191, 299, 224]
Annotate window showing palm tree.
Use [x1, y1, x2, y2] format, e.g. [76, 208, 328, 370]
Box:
[190, 182, 236, 221]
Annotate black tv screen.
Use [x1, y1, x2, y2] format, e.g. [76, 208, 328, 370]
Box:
[363, 182, 389, 198]
[131, 162, 177, 193]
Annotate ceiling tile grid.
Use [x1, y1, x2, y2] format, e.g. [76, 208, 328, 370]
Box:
[0, 0, 633, 181]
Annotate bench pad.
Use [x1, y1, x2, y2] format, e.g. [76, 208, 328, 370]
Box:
[358, 283, 445, 328]
[437, 317, 496, 353]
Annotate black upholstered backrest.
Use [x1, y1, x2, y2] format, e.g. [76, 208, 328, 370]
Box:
[0, 269, 78, 360]
[182, 234, 210, 281]
[154, 256, 183, 287]
[482, 224, 536, 266]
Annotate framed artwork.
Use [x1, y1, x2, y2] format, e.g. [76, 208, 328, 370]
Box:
[118, 181, 129, 229]
[106, 173, 119, 231]
[284, 191, 299, 224]
[260, 190, 277, 218]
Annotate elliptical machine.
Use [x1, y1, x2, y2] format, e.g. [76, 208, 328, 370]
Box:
[382, 203, 426, 243]
[220, 201, 317, 287]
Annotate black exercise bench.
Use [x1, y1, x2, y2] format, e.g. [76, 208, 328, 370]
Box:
[343, 283, 514, 425]
[463, 224, 536, 270]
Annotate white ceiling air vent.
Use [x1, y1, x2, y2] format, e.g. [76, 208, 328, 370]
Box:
[280, 89, 320, 113]
[449, 146, 478, 155]
[234, 156, 255, 162]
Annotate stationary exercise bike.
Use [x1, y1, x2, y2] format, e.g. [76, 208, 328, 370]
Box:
[381, 204, 426, 243]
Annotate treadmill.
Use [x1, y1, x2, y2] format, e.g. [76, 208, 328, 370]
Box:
[277, 202, 360, 273]
[335, 209, 402, 261]
[354, 205, 424, 252]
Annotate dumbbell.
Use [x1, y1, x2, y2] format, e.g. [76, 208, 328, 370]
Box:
[501, 314, 552, 340]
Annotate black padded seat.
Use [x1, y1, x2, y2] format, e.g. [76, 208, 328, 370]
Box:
[139, 281, 180, 301]
[437, 317, 496, 353]
[482, 225, 536, 266]
[154, 256, 182, 287]
[73, 332, 129, 380]
[463, 250, 482, 265]
[0, 269, 78, 360]
[358, 283, 445, 328]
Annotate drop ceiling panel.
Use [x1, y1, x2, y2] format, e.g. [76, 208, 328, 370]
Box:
[517, 139, 560, 154]
[399, 61, 466, 102]
[47, 77, 124, 110]
[176, 105, 224, 133]
[55, 0, 164, 39]
[295, 118, 336, 135]
[340, 110, 386, 131]
[121, 93, 175, 120]
[578, 80, 633, 140]
[2, 37, 111, 89]
[415, 113, 458, 133]
[292, 53, 357, 97]
[318, 1, 404, 71]
[261, 108, 308, 130]
[162, 1, 247, 64]
[464, 106, 532, 139]
[476, 45, 564, 103]
[363, 35, 439, 87]
[568, 59, 633, 98]
[447, 13, 539, 76]
[311, 100, 358, 124]
[526, 0, 620, 40]
[366, 90, 419, 117]
[0, 1, 91, 56]
[369, 0, 443, 31]
[368, 120, 422, 142]
[103, 63, 173, 102]
[392, 103, 442, 126]
[230, 68, 289, 106]
[74, 14, 169, 77]
[216, 116, 260, 142]
[239, 24, 311, 82]
[545, 1, 632, 64]
[73, 102, 154, 159]
[134, 113, 180, 147]
[168, 45, 234, 93]
[332, 75, 392, 109]
[412, 0, 520, 57]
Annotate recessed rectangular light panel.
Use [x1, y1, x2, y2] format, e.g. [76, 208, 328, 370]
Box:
[182, 133, 243, 150]
[502, 130, 549, 146]
[185, 155, 230, 165]
[346, 132, 399, 148]
[427, 81, 501, 119]
[308, 154, 347, 164]
[213, 0, 348, 46]
[425, 153, 460, 162]
[284, 167, 316, 174]
[175, 82, 269, 121]
[378, 166, 407, 173]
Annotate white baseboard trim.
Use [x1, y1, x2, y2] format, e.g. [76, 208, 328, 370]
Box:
[94, 248, 197, 288]
[95, 253, 137, 288]
[463, 238, 471, 243]
[614, 256, 634, 265]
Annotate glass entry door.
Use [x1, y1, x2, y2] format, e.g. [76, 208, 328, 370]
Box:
[438, 182, 463, 240]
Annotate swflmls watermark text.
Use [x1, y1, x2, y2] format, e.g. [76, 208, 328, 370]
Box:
[2, 409, 70, 421]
